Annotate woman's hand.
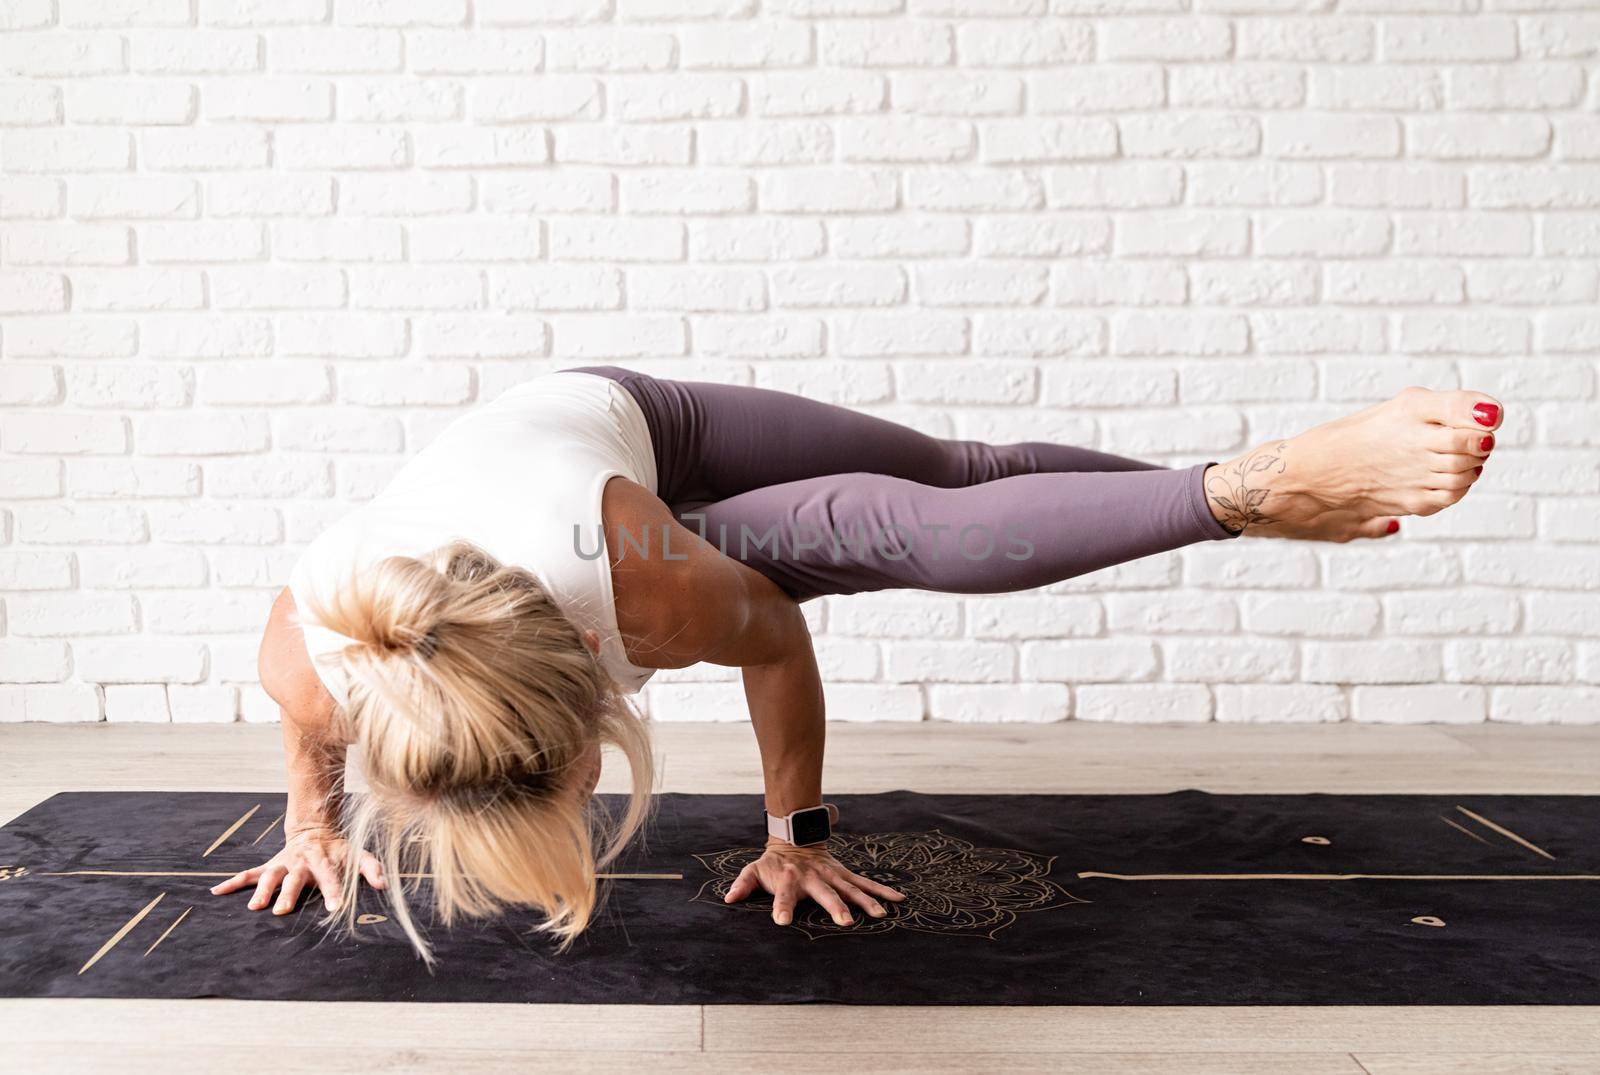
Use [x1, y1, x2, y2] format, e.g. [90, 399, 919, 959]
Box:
[724, 839, 906, 927]
[209, 827, 385, 915]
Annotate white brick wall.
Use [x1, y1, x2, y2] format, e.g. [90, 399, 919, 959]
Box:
[1, 2, 1596, 726]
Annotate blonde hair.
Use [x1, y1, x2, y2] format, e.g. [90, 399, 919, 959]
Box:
[298, 540, 655, 964]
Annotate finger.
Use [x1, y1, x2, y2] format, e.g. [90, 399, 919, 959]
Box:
[274, 868, 311, 916]
[210, 867, 261, 896]
[831, 874, 888, 919]
[843, 870, 907, 902]
[247, 865, 287, 911]
[358, 852, 386, 891]
[772, 879, 798, 927]
[804, 877, 854, 927]
[725, 863, 759, 904]
[309, 861, 345, 913]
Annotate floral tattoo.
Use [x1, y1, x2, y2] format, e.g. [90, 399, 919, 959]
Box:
[1205, 441, 1288, 535]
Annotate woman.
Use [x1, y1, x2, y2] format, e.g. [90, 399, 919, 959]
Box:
[212, 365, 1502, 960]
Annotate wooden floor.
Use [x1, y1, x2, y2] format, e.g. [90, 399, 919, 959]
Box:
[3, 720, 1598, 1074]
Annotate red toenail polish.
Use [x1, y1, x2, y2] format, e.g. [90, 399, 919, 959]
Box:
[1386, 519, 1400, 534]
[1480, 434, 1495, 452]
[1472, 403, 1499, 427]
[1474, 466, 1483, 476]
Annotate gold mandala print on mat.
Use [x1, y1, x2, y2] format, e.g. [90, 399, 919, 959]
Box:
[691, 830, 1086, 940]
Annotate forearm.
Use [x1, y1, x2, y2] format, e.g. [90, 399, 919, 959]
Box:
[279, 708, 348, 835]
[741, 628, 826, 818]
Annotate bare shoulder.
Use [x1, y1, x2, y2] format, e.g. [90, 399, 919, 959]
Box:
[259, 587, 340, 732]
[601, 475, 752, 671]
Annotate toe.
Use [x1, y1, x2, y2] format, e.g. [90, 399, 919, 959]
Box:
[1429, 468, 1479, 492]
[1409, 387, 1504, 431]
[1428, 426, 1495, 460]
[1359, 517, 1401, 540]
[1467, 394, 1503, 431]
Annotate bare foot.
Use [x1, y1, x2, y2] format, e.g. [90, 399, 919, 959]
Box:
[1204, 387, 1503, 543]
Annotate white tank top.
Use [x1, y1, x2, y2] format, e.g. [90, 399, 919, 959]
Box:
[288, 371, 660, 705]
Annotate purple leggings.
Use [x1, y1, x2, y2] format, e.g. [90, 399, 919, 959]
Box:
[567, 366, 1239, 603]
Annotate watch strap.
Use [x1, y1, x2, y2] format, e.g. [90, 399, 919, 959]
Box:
[766, 802, 838, 845]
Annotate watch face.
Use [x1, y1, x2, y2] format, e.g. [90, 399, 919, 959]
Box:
[789, 806, 832, 846]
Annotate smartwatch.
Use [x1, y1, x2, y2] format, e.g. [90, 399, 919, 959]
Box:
[765, 803, 839, 847]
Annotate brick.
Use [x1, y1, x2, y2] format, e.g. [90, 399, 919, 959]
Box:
[1022, 639, 1157, 682]
[1055, 261, 1187, 305]
[1120, 114, 1261, 158]
[1327, 261, 1464, 304]
[1350, 684, 1486, 723]
[149, 503, 281, 544]
[821, 21, 953, 66]
[928, 684, 1069, 723]
[974, 312, 1103, 357]
[64, 365, 190, 409]
[1191, 262, 1320, 306]
[0, 686, 101, 723]
[471, 77, 603, 122]
[3, 413, 127, 454]
[1032, 66, 1164, 113]
[1447, 639, 1574, 684]
[1118, 213, 1250, 257]
[1238, 18, 1373, 61]
[143, 221, 266, 263]
[134, 413, 270, 455]
[910, 169, 1046, 212]
[0, 363, 61, 405]
[1380, 16, 1517, 60]
[104, 684, 171, 722]
[1490, 686, 1600, 725]
[0, 33, 125, 76]
[0, 641, 71, 683]
[169, 685, 239, 723]
[1215, 684, 1348, 723]
[751, 71, 885, 116]
[77, 639, 207, 683]
[548, 29, 673, 71]
[1170, 65, 1304, 109]
[9, 592, 138, 636]
[1309, 67, 1443, 111]
[1329, 164, 1464, 209]
[760, 168, 898, 213]
[0, 459, 62, 498]
[78, 546, 207, 587]
[1411, 116, 1550, 159]
[1075, 684, 1212, 723]
[1304, 641, 1442, 683]
[67, 459, 199, 500]
[142, 129, 270, 170]
[2, 130, 131, 172]
[1188, 162, 1323, 206]
[130, 30, 262, 73]
[1165, 638, 1300, 682]
[1101, 18, 1231, 60]
[65, 82, 195, 125]
[205, 79, 332, 122]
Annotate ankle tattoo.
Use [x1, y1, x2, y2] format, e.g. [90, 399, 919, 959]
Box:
[1205, 441, 1288, 535]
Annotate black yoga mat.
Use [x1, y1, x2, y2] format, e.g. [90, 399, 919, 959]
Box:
[2, 790, 1597, 1005]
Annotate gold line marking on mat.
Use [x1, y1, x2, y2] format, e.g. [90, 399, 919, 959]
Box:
[250, 813, 283, 846]
[1454, 805, 1557, 861]
[201, 804, 261, 858]
[1077, 872, 1600, 881]
[1440, 814, 1492, 846]
[44, 869, 683, 881]
[79, 892, 165, 975]
[142, 906, 192, 957]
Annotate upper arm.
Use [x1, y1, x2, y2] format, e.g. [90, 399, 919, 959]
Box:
[259, 587, 341, 734]
[602, 477, 809, 671]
